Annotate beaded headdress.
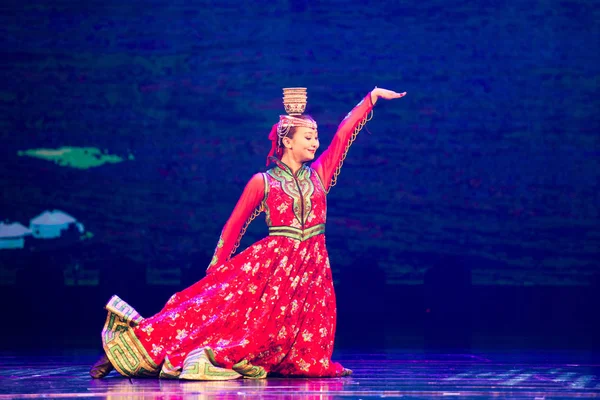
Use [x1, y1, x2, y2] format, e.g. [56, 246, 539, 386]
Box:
[267, 88, 317, 165]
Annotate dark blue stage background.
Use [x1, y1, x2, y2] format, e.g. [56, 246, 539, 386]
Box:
[0, 1, 598, 351]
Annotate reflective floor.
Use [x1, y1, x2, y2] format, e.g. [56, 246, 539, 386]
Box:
[1, 350, 599, 399]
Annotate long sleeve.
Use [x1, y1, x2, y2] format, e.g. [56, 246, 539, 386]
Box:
[207, 173, 265, 272]
[312, 92, 374, 193]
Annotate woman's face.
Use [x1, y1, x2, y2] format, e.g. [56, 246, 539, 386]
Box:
[284, 127, 320, 162]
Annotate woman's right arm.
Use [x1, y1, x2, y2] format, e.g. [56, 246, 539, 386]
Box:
[207, 173, 265, 273]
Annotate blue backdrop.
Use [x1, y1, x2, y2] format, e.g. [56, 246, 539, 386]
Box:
[0, 0, 598, 349]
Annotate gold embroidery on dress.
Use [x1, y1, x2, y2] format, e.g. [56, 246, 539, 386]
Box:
[261, 172, 272, 226]
[159, 356, 181, 379]
[101, 296, 160, 378]
[232, 359, 267, 379]
[208, 237, 225, 268]
[180, 347, 241, 380]
[267, 166, 315, 225]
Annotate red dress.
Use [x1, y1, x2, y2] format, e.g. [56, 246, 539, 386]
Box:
[100, 93, 374, 379]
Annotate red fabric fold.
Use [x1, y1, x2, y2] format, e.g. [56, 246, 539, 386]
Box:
[266, 123, 279, 166]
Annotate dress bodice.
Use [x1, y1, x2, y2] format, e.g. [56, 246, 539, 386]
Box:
[263, 160, 327, 230]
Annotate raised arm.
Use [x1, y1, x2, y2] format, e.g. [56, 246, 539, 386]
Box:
[312, 88, 405, 193]
[207, 173, 265, 273]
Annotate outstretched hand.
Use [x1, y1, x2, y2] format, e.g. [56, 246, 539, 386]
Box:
[370, 87, 406, 105]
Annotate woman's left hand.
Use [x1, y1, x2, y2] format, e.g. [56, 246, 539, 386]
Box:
[371, 87, 406, 105]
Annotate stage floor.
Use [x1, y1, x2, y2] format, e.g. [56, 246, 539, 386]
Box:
[1, 350, 599, 399]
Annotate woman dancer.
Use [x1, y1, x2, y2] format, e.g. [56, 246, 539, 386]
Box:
[91, 86, 406, 380]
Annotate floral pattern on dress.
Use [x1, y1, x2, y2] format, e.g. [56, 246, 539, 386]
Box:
[110, 93, 375, 379]
[130, 164, 344, 377]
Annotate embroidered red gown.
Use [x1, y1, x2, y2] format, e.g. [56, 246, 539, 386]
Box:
[100, 93, 374, 379]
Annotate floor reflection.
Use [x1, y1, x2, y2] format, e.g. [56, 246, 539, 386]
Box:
[2, 351, 599, 399]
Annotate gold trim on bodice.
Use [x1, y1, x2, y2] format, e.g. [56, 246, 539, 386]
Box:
[269, 224, 325, 241]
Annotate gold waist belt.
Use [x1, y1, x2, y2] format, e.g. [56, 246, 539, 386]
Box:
[268, 224, 325, 241]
